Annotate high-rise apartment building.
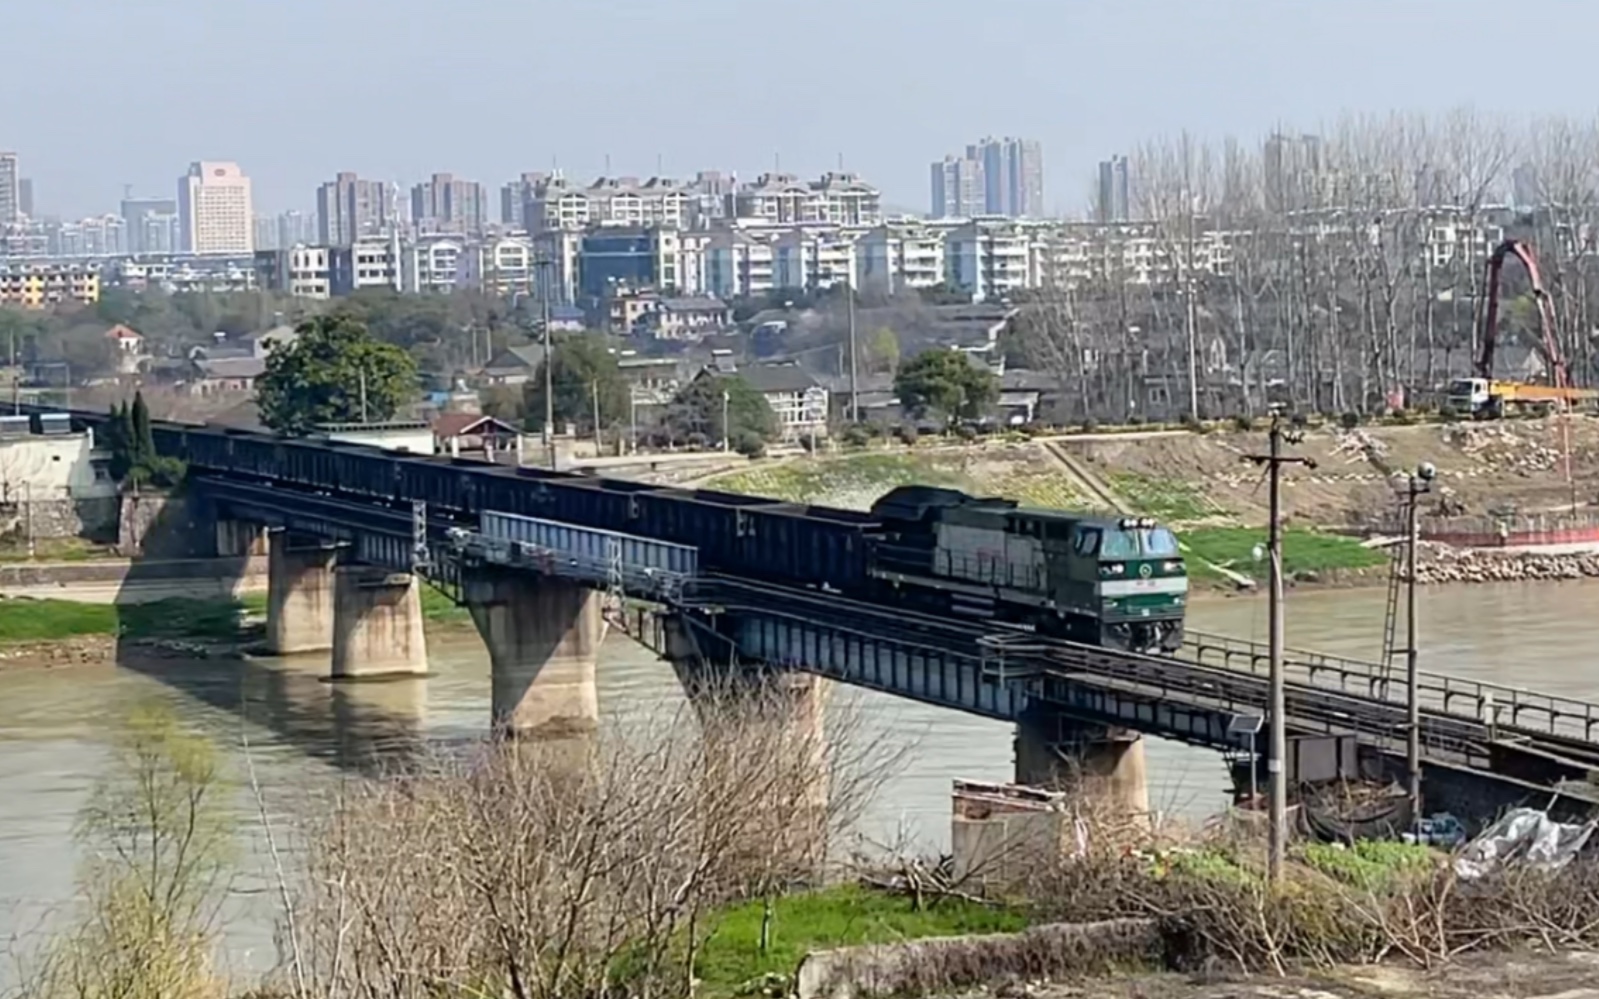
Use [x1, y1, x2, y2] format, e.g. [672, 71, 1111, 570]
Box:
[500, 172, 550, 228]
[17, 179, 33, 218]
[178, 161, 253, 254]
[0, 153, 19, 226]
[410, 173, 487, 238]
[316, 172, 398, 246]
[1096, 156, 1130, 222]
[968, 137, 1044, 217]
[1263, 133, 1324, 213]
[929, 155, 985, 219]
[121, 197, 179, 255]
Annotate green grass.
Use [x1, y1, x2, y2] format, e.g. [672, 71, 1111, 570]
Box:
[0, 537, 115, 563]
[1107, 472, 1221, 523]
[419, 585, 470, 624]
[692, 885, 1028, 997]
[1300, 841, 1435, 891]
[0, 596, 256, 644]
[1182, 526, 1386, 582]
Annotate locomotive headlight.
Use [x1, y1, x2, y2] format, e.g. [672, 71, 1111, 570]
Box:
[1162, 560, 1184, 574]
[1099, 562, 1126, 577]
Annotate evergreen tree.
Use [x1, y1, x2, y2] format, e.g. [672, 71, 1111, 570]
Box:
[131, 391, 154, 468]
[105, 402, 131, 482]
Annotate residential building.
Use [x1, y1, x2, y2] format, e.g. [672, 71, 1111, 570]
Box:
[930, 155, 985, 219]
[401, 235, 464, 293]
[950, 137, 1044, 218]
[50, 216, 127, 257]
[723, 363, 829, 441]
[1263, 132, 1324, 213]
[1096, 156, 1130, 223]
[109, 255, 257, 293]
[500, 172, 549, 227]
[704, 230, 775, 299]
[317, 172, 399, 246]
[481, 344, 547, 385]
[433, 413, 522, 459]
[104, 324, 147, 376]
[858, 221, 947, 293]
[458, 235, 537, 296]
[121, 197, 179, 254]
[255, 245, 332, 299]
[576, 225, 684, 303]
[331, 236, 401, 295]
[617, 294, 731, 339]
[0, 261, 100, 307]
[772, 228, 859, 290]
[732, 172, 881, 226]
[409, 173, 488, 237]
[178, 161, 254, 255]
[945, 220, 1033, 301]
[0, 153, 17, 226]
[17, 179, 33, 218]
[524, 175, 695, 233]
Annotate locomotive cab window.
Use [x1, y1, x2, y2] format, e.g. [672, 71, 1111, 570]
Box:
[1101, 530, 1139, 558]
[1141, 528, 1180, 557]
[1072, 526, 1101, 556]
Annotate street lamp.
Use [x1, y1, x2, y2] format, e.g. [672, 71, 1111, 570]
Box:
[1400, 460, 1436, 831]
[721, 389, 731, 453]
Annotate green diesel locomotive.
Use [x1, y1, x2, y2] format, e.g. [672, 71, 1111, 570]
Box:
[867, 486, 1187, 653]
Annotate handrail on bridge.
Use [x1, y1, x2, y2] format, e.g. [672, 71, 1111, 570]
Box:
[1182, 629, 1599, 744]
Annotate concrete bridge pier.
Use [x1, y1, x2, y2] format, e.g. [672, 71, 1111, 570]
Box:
[1014, 710, 1150, 822]
[214, 518, 265, 558]
[329, 566, 429, 680]
[265, 532, 339, 656]
[464, 570, 603, 740]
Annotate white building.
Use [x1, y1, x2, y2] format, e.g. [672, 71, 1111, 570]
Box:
[178, 161, 254, 255]
[526, 175, 693, 232]
[858, 222, 948, 292]
[459, 236, 536, 295]
[732, 172, 881, 227]
[704, 231, 775, 299]
[772, 228, 859, 290]
[945, 219, 1033, 301]
[402, 236, 465, 293]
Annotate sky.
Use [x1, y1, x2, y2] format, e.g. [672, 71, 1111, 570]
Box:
[8, 0, 1599, 218]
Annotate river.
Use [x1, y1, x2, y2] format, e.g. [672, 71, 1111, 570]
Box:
[1, 579, 1594, 985]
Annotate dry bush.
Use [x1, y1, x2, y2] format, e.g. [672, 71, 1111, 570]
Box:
[274, 671, 898, 999]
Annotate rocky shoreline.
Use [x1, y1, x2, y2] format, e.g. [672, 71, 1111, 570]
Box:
[1413, 542, 1599, 585]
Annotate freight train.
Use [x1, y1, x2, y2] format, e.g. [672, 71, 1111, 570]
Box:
[136, 420, 1185, 654]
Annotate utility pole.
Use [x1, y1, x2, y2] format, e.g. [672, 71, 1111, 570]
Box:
[591, 379, 602, 453]
[1243, 408, 1316, 881]
[535, 252, 555, 469]
[846, 281, 860, 423]
[721, 389, 731, 453]
[10, 328, 18, 415]
[1402, 461, 1436, 831]
[358, 368, 369, 423]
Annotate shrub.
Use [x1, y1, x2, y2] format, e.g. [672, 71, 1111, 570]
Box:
[733, 431, 766, 458]
[894, 424, 919, 446]
[1231, 414, 1254, 432]
[1289, 412, 1309, 428]
[1340, 411, 1362, 429]
[1081, 418, 1100, 434]
[1439, 403, 1459, 422]
[955, 424, 978, 441]
[841, 423, 871, 448]
[1126, 414, 1144, 426]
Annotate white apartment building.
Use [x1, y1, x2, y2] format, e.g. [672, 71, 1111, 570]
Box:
[945, 220, 1034, 301]
[772, 228, 860, 290]
[858, 222, 947, 292]
[458, 236, 537, 295]
[704, 231, 776, 300]
[333, 237, 402, 294]
[276, 245, 331, 299]
[179, 162, 254, 255]
[526, 175, 692, 232]
[402, 236, 465, 294]
[732, 173, 881, 227]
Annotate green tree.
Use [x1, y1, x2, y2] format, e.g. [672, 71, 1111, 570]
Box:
[256, 315, 419, 435]
[131, 390, 154, 467]
[864, 327, 900, 375]
[524, 333, 630, 433]
[105, 401, 134, 482]
[894, 349, 998, 427]
[665, 373, 777, 445]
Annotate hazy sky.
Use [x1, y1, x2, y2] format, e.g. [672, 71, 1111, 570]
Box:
[8, 0, 1599, 217]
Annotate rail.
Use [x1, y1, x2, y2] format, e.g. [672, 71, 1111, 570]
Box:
[1183, 630, 1599, 745]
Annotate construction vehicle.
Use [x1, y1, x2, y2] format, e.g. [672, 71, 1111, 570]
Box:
[1445, 238, 1597, 418]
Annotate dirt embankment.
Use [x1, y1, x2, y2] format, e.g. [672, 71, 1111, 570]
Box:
[1065, 417, 1599, 531]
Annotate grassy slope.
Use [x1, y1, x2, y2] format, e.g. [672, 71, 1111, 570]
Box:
[694, 885, 1026, 997]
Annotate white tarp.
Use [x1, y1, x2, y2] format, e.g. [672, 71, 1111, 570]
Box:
[1454, 807, 1597, 881]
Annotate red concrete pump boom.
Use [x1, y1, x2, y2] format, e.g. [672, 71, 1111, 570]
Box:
[1475, 238, 1569, 389]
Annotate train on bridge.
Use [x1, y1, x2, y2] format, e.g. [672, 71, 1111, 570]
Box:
[147, 419, 1187, 654]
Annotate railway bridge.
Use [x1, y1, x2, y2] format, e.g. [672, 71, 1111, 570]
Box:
[87, 412, 1599, 828]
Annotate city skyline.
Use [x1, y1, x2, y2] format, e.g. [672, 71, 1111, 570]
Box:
[7, 0, 1598, 218]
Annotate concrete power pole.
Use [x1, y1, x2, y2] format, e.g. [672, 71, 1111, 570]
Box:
[1243, 409, 1316, 881]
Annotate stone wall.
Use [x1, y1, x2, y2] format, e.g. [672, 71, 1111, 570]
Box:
[0, 497, 119, 545]
[116, 492, 214, 558]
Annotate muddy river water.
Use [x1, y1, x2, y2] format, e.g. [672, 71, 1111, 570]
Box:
[1, 579, 1595, 984]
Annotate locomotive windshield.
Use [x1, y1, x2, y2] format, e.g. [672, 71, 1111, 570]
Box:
[1072, 525, 1182, 558]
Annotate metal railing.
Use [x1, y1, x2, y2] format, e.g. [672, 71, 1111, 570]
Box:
[1183, 629, 1599, 746]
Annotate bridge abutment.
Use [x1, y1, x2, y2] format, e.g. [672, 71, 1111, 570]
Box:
[265, 532, 338, 656]
[464, 570, 603, 739]
[330, 566, 429, 680]
[1014, 711, 1150, 821]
